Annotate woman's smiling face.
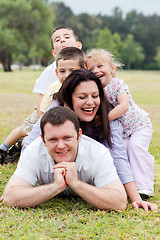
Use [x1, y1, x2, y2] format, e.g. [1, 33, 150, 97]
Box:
[72, 80, 100, 122]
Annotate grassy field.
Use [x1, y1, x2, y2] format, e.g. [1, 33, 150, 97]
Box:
[0, 70, 160, 239]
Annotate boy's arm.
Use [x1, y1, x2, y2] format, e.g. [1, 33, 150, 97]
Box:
[36, 94, 44, 118]
[39, 87, 53, 114]
[39, 81, 62, 115]
[108, 92, 129, 121]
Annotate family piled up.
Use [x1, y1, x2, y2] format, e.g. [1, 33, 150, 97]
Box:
[0, 27, 157, 211]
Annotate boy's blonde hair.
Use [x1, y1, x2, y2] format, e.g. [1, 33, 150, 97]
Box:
[56, 47, 85, 69]
[85, 49, 124, 71]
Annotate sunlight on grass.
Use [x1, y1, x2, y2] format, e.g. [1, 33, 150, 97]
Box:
[0, 71, 41, 94]
[0, 70, 160, 239]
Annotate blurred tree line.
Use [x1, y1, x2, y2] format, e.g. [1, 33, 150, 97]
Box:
[0, 0, 53, 71]
[0, 0, 160, 71]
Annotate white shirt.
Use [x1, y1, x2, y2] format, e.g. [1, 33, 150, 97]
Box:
[23, 100, 134, 185]
[33, 62, 58, 95]
[14, 135, 118, 196]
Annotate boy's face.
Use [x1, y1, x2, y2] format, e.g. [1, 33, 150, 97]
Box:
[56, 59, 81, 84]
[51, 29, 82, 57]
[86, 56, 116, 88]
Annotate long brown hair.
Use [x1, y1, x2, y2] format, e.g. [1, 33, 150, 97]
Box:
[55, 69, 112, 147]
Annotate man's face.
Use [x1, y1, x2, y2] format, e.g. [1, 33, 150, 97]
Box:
[42, 120, 82, 163]
[56, 59, 81, 84]
[51, 29, 81, 57]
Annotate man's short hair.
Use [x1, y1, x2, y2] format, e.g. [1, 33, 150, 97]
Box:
[56, 47, 85, 69]
[50, 26, 79, 49]
[40, 106, 80, 140]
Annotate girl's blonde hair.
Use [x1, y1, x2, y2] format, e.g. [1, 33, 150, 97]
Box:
[85, 49, 124, 71]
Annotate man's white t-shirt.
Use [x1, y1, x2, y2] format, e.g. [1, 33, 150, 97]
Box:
[14, 135, 119, 196]
[33, 61, 58, 95]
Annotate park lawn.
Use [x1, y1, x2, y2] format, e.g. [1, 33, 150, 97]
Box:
[0, 70, 160, 239]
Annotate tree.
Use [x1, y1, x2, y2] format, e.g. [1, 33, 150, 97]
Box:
[130, 13, 160, 66]
[96, 27, 122, 58]
[121, 34, 145, 69]
[97, 7, 130, 39]
[0, 0, 53, 71]
[48, 1, 160, 69]
[50, 2, 73, 27]
[155, 46, 160, 68]
[50, 2, 103, 51]
[126, 10, 138, 30]
[68, 13, 102, 51]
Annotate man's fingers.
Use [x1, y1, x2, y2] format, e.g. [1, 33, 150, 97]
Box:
[54, 167, 66, 175]
[54, 162, 67, 169]
[54, 162, 74, 169]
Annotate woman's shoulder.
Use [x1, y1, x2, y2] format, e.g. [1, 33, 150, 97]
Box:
[80, 134, 109, 154]
[49, 99, 60, 109]
[110, 119, 123, 132]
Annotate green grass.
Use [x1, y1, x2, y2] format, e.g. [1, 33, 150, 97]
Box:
[0, 70, 160, 239]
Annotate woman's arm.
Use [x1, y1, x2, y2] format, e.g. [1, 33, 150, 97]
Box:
[108, 120, 134, 184]
[124, 182, 157, 212]
[107, 120, 157, 211]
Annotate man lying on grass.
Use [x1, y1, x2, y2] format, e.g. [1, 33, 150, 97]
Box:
[3, 107, 127, 210]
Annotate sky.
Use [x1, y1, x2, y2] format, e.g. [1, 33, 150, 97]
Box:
[50, 0, 160, 16]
